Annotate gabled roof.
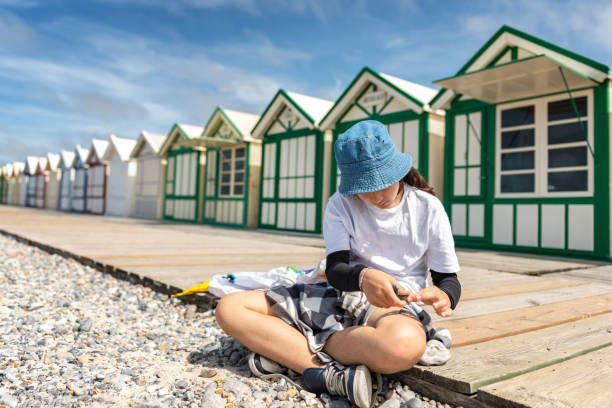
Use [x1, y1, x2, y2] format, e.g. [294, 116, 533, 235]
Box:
[59, 150, 75, 169]
[86, 138, 110, 164]
[12, 162, 25, 176]
[130, 130, 166, 159]
[319, 66, 438, 130]
[36, 157, 48, 174]
[72, 145, 89, 168]
[251, 89, 334, 139]
[103, 135, 137, 162]
[3, 163, 13, 177]
[158, 123, 205, 157]
[430, 25, 610, 110]
[24, 156, 42, 175]
[201, 106, 260, 143]
[45, 153, 61, 171]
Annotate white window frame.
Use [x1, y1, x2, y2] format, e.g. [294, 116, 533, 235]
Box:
[218, 146, 246, 198]
[495, 89, 594, 198]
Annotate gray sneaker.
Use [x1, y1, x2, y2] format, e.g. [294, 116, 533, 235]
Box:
[323, 361, 372, 408]
[247, 352, 287, 378]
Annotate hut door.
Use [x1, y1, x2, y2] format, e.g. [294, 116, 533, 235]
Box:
[450, 110, 486, 239]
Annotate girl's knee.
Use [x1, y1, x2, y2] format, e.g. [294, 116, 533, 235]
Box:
[214, 292, 243, 330]
[376, 325, 426, 374]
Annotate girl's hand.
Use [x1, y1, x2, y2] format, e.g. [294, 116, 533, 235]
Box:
[361, 268, 407, 309]
[407, 286, 453, 317]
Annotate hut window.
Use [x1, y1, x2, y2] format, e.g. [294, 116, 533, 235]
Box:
[496, 91, 592, 197]
[219, 147, 246, 198]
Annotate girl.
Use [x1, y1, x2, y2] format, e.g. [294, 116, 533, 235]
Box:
[215, 120, 461, 408]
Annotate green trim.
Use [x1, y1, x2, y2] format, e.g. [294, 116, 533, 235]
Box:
[203, 106, 251, 142]
[558, 67, 595, 159]
[593, 81, 609, 257]
[319, 66, 425, 127]
[201, 143, 249, 229]
[432, 25, 609, 110]
[258, 130, 324, 233]
[252, 89, 318, 136]
[162, 148, 200, 223]
[485, 46, 516, 68]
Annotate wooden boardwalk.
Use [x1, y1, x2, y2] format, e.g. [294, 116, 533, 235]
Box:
[1, 205, 611, 408]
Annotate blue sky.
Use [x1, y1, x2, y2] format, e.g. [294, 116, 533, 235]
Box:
[2, 0, 612, 165]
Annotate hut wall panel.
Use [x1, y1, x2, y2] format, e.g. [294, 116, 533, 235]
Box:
[454, 115, 467, 166]
[379, 98, 408, 115]
[468, 204, 485, 237]
[46, 172, 59, 210]
[342, 105, 368, 122]
[306, 203, 316, 231]
[19, 177, 28, 206]
[451, 203, 466, 236]
[493, 204, 514, 245]
[568, 204, 594, 251]
[59, 168, 73, 210]
[35, 175, 45, 208]
[541, 204, 565, 249]
[454, 168, 466, 196]
[516, 204, 538, 247]
[468, 112, 481, 165]
[403, 120, 420, 168]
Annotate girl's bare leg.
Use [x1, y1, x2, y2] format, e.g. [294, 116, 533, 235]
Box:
[323, 307, 426, 374]
[215, 290, 324, 374]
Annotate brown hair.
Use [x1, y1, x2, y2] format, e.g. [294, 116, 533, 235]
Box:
[402, 168, 435, 196]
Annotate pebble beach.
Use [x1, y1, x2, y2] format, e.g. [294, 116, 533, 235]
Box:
[0, 234, 459, 408]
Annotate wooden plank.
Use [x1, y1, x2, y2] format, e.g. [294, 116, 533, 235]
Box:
[443, 292, 612, 347]
[85, 251, 324, 259]
[457, 250, 593, 275]
[391, 374, 490, 408]
[409, 313, 612, 394]
[461, 278, 586, 301]
[431, 283, 611, 322]
[478, 345, 612, 408]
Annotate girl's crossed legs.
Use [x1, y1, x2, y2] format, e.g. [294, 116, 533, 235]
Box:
[215, 289, 426, 375]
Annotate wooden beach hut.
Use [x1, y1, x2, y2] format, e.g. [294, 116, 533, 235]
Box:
[57, 150, 75, 211]
[44, 153, 60, 210]
[159, 123, 204, 223]
[71, 145, 89, 213]
[33, 157, 48, 208]
[10, 162, 24, 206]
[200, 107, 261, 228]
[251, 90, 333, 233]
[130, 130, 166, 219]
[85, 139, 109, 215]
[319, 66, 445, 200]
[430, 25, 611, 260]
[24, 156, 41, 208]
[103, 135, 137, 217]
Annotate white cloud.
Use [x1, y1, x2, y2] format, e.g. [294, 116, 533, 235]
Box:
[0, 11, 38, 47]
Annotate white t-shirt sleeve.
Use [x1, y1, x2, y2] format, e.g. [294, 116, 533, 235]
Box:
[323, 195, 351, 255]
[427, 200, 460, 273]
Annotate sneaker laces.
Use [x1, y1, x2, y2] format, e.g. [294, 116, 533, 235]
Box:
[322, 361, 347, 396]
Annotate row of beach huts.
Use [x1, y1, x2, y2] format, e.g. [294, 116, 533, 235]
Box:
[2, 26, 612, 261]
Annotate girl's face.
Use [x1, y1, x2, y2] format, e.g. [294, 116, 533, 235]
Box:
[357, 182, 402, 209]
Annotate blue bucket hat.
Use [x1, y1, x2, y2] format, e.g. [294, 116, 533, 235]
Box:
[335, 120, 413, 195]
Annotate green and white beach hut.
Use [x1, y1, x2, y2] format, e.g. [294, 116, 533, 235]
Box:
[251, 89, 333, 233]
[319, 66, 445, 199]
[159, 123, 205, 222]
[44, 153, 61, 210]
[130, 130, 166, 219]
[200, 107, 261, 228]
[58, 150, 75, 211]
[430, 25, 611, 260]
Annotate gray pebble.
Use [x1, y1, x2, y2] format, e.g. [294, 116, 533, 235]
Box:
[405, 397, 423, 408]
[379, 398, 400, 408]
